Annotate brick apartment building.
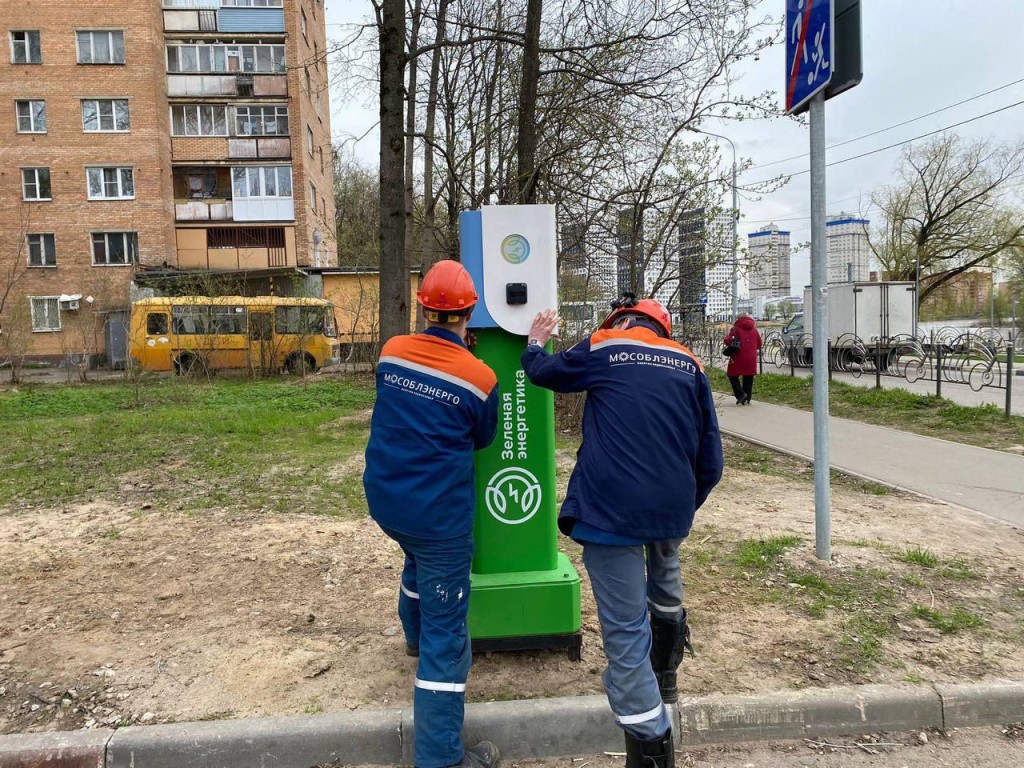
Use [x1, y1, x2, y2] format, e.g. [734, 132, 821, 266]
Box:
[0, 0, 334, 364]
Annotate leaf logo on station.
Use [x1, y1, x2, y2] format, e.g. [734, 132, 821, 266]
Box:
[485, 466, 542, 525]
[500, 234, 530, 265]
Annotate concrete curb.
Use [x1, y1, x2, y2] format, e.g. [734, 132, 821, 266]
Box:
[2, 682, 1022, 767]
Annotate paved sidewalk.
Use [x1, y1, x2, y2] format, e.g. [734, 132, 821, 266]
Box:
[715, 396, 1024, 528]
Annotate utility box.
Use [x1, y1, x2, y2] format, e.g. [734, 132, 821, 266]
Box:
[460, 205, 582, 659]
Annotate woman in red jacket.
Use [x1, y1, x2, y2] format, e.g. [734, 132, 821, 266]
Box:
[724, 313, 762, 405]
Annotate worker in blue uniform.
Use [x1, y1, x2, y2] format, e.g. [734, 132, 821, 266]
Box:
[521, 295, 723, 768]
[364, 260, 501, 768]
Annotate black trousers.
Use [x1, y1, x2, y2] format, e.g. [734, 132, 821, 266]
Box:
[728, 375, 754, 402]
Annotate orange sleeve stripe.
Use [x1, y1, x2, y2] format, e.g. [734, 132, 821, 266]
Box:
[589, 329, 705, 371]
[383, 334, 497, 394]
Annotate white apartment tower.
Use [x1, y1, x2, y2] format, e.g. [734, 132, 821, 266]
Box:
[747, 224, 792, 301]
[827, 215, 871, 283]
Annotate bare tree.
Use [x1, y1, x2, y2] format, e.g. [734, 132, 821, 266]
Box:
[871, 133, 1024, 303]
[375, 0, 409, 345]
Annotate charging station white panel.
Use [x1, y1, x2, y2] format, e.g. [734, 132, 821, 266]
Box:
[479, 205, 558, 336]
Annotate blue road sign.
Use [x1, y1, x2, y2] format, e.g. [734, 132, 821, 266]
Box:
[785, 0, 834, 115]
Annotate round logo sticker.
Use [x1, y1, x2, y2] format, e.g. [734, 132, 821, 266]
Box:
[485, 466, 542, 525]
[500, 234, 530, 265]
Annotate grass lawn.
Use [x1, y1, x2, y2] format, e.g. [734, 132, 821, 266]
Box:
[0, 376, 377, 514]
[706, 368, 1024, 453]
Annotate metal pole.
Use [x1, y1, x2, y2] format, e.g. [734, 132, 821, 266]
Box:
[913, 251, 920, 338]
[991, 269, 996, 328]
[810, 92, 831, 562]
[875, 338, 882, 389]
[1007, 345, 1014, 419]
[936, 342, 942, 399]
[731, 159, 739, 320]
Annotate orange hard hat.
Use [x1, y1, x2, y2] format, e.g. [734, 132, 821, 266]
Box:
[417, 260, 479, 312]
[601, 296, 672, 337]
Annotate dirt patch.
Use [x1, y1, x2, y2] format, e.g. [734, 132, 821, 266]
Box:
[3, 460, 1024, 734]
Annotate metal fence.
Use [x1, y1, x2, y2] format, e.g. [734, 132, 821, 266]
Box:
[679, 326, 1017, 417]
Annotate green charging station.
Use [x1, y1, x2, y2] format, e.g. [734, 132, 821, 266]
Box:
[460, 205, 582, 660]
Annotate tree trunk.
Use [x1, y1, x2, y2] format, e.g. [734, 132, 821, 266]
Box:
[515, 0, 542, 204]
[421, 0, 449, 270]
[379, 0, 407, 345]
[404, 0, 422, 321]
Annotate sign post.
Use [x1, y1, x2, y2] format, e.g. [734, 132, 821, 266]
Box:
[460, 205, 582, 659]
[786, 0, 836, 561]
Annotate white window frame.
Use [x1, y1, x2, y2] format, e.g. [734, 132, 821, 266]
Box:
[231, 165, 293, 199]
[26, 234, 56, 268]
[21, 168, 51, 201]
[81, 99, 130, 132]
[15, 100, 46, 133]
[306, 125, 314, 156]
[91, 231, 138, 266]
[87, 167, 135, 200]
[10, 30, 41, 64]
[76, 30, 125, 64]
[234, 104, 289, 136]
[300, 8, 308, 39]
[309, 181, 316, 211]
[30, 297, 61, 332]
[170, 104, 229, 137]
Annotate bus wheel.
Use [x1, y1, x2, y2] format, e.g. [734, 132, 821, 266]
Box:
[286, 352, 317, 375]
[174, 353, 205, 377]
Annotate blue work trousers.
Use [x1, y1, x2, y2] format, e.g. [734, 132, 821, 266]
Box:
[582, 540, 684, 740]
[382, 526, 474, 768]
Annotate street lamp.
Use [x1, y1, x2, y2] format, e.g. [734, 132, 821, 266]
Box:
[688, 126, 738, 320]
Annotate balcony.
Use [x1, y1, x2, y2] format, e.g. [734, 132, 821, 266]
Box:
[171, 137, 291, 162]
[166, 73, 287, 98]
[163, 2, 284, 33]
[175, 225, 296, 271]
[173, 166, 294, 223]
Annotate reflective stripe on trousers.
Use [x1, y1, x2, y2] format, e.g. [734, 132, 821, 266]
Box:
[582, 541, 678, 740]
[382, 526, 474, 768]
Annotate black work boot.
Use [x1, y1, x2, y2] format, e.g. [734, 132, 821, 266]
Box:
[459, 740, 500, 768]
[624, 730, 675, 768]
[649, 610, 695, 704]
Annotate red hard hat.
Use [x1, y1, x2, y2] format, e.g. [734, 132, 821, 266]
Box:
[417, 260, 478, 312]
[601, 298, 672, 337]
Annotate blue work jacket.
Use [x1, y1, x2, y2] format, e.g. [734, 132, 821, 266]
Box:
[521, 326, 723, 542]
[363, 327, 499, 539]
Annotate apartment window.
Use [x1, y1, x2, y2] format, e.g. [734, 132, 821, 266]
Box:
[309, 181, 316, 211]
[304, 66, 311, 93]
[82, 99, 130, 132]
[306, 125, 314, 156]
[30, 297, 60, 332]
[166, 44, 285, 74]
[318, 147, 324, 173]
[87, 167, 135, 200]
[76, 31, 125, 64]
[10, 31, 41, 64]
[27, 234, 56, 267]
[15, 100, 46, 133]
[231, 166, 292, 198]
[235, 105, 288, 136]
[91, 232, 138, 266]
[171, 104, 228, 136]
[221, 0, 283, 6]
[301, 9, 308, 39]
[21, 168, 51, 201]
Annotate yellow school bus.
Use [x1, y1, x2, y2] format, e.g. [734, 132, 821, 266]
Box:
[129, 296, 341, 375]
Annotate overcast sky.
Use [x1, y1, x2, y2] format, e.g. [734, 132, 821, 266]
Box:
[324, 1, 1024, 291]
